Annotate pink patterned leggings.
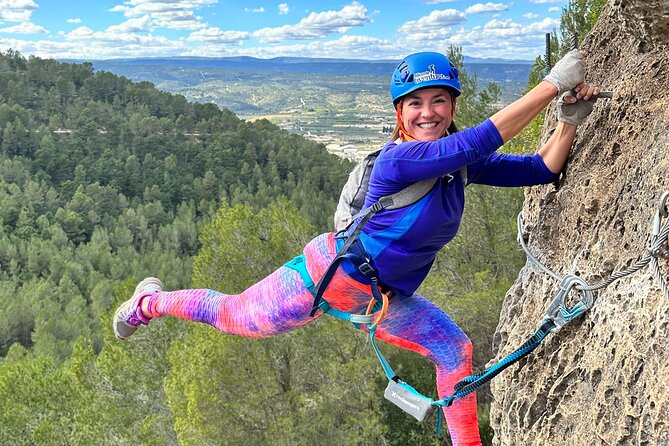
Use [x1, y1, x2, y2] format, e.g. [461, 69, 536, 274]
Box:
[143, 233, 481, 446]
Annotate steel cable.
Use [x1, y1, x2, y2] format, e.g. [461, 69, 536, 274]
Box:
[517, 202, 669, 300]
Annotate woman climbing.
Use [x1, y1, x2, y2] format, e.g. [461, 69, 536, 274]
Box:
[113, 50, 600, 446]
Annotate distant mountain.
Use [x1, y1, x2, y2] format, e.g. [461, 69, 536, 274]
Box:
[463, 55, 534, 65]
[86, 56, 395, 76]
[81, 56, 533, 84]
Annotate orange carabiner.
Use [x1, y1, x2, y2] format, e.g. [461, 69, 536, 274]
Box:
[365, 290, 390, 327]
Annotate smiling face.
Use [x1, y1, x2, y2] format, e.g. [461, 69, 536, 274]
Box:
[400, 88, 456, 141]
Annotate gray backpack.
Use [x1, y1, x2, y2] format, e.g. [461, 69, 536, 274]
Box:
[334, 149, 467, 231]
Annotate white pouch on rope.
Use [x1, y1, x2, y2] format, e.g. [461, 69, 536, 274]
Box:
[384, 379, 436, 422]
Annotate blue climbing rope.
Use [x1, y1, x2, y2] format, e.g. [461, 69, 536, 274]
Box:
[435, 319, 556, 407]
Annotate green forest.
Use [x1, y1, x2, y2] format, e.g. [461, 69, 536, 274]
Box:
[0, 2, 603, 443]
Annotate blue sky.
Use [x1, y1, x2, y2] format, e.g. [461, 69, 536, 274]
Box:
[0, 0, 568, 60]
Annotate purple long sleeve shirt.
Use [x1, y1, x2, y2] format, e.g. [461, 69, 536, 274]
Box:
[339, 119, 557, 297]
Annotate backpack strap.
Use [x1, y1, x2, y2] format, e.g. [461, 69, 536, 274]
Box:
[347, 178, 437, 224]
[310, 178, 437, 317]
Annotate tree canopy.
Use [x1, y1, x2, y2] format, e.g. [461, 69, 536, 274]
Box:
[0, 9, 605, 436]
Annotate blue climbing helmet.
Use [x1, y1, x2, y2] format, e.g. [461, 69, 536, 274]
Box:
[390, 52, 461, 107]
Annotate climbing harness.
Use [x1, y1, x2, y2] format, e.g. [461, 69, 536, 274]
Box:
[309, 177, 438, 318]
[285, 175, 438, 333]
[289, 189, 669, 436]
[286, 176, 445, 425]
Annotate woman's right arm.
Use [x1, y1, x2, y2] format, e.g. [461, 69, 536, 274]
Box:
[489, 80, 559, 143]
[377, 51, 589, 185]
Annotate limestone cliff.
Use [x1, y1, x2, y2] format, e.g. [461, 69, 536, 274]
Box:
[489, 1, 669, 444]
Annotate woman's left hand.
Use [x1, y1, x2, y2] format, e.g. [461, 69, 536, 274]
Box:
[557, 82, 601, 125]
[572, 82, 600, 101]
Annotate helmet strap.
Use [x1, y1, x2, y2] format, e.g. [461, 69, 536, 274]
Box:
[396, 99, 416, 142]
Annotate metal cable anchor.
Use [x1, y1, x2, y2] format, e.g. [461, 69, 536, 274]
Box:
[659, 191, 669, 218]
[651, 192, 669, 259]
[544, 274, 594, 332]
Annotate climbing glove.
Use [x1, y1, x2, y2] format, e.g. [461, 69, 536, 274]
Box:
[544, 49, 585, 95]
[557, 92, 597, 125]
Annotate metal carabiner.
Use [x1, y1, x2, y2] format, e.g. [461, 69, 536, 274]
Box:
[544, 274, 594, 332]
[651, 192, 669, 259]
[659, 191, 669, 218]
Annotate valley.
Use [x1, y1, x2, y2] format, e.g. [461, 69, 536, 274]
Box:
[91, 57, 532, 160]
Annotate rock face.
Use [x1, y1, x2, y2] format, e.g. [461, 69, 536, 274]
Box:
[489, 1, 669, 445]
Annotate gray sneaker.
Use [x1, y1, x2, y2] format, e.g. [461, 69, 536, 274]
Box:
[113, 277, 163, 340]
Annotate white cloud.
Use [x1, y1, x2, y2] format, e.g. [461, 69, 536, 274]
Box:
[109, 5, 130, 13]
[403, 28, 455, 42]
[481, 17, 557, 33]
[0, 0, 564, 61]
[187, 27, 249, 43]
[465, 3, 508, 14]
[0, 0, 38, 10]
[319, 34, 394, 56]
[1, 24, 190, 60]
[184, 34, 397, 59]
[484, 18, 516, 29]
[0, 37, 41, 55]
[0, 21, 47, 34]
[398, 9, 466, 35]
[113, 0, 217, 16]
[523, 17, 559, 32]
[426, 0, 458, 4]
[443, 16, 560, 59]
[0, 0, 37, 8]
[530, 0, 565, 3]
[67, 18, 82, 24]
[0, 0, 38, 22]
[56, 27, 188, 58]
[244, 7, 265, 13]
[548, 6, 561, 12]
[106, 16, 152, 33]
[156, 11, 206, 30]
[253, 1, 370, 42]
[109, 0, 216, 30]
[66, 26, 94, 40]
[66, 26, 143, 43]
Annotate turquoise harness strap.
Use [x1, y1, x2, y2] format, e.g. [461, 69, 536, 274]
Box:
[368, 325, 396, 380]
[284, 255, 316, 296]
[275, 263, 403, 384]
[285, 253, 446, 434]
[284, 254, 376, 325]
